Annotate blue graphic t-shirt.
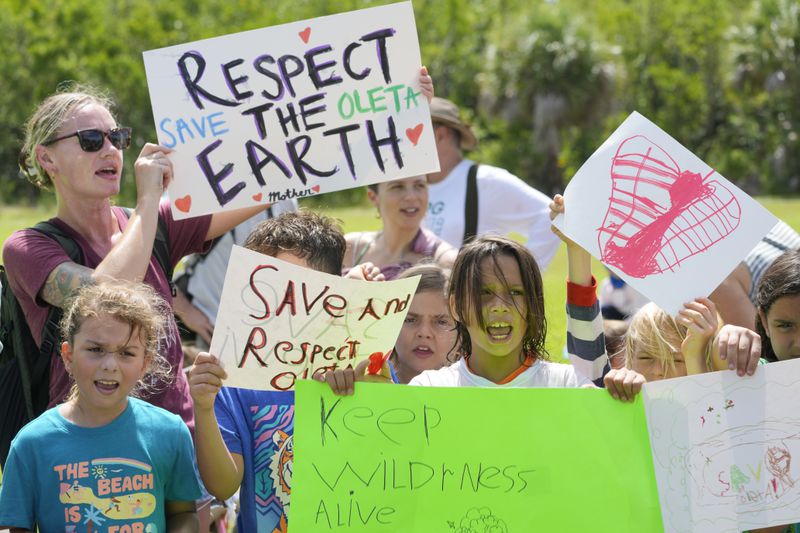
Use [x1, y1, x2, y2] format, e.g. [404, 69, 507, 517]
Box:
[215, 387, 294, 533]
[0, 398, 201, 532]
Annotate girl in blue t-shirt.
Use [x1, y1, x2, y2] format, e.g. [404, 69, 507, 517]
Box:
[0, 281, 200, 532]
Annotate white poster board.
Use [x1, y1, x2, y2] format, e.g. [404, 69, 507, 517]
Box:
[553, 111, 777, 315]
[208, 246, 420, 391]
[643, 359, 800, 532]
[143, 2, 438, 219]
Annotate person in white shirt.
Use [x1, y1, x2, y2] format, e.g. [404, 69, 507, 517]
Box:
[424, 97, 560, 270]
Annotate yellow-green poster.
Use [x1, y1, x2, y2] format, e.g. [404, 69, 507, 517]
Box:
[291, 380, 663, 531]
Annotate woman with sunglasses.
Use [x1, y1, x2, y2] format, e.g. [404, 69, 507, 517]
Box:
[3, 85, 272, 435]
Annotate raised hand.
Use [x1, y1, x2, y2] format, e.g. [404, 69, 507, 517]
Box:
[134, 143, 174, 201]
[677, 297, 719, 375]
[188, 352, 227, 411]
[344, 262, 386, 282]
[419, 66, 434, 103]
[715, 324, 761, 377]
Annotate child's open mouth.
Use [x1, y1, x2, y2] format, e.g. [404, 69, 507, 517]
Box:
[95, 379, 120, 394]
[487, 322, 512, 341]
[412, 345, 434, 359]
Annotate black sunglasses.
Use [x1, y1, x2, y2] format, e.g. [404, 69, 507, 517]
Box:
[43, 127, 132, 152]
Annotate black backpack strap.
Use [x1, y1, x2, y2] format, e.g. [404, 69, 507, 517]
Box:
[31, 220, 83, 261]
[119, 207, 174, 294]
[2, 264, 52, 423]
[31, 223, 84, 361]
[27, 221, 85, 418]
[462, 164, 479, 244]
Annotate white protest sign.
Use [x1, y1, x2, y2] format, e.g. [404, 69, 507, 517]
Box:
[643, 359, 800, 533]
[553, 111, 777, 315]
[143, 2, 438, 219]
[208, 246, 420, 391]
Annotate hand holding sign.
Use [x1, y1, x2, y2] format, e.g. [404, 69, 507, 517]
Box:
[133, 143, 174, 200]
[315, 350, 394, 395]
[187, 352, 227, 411]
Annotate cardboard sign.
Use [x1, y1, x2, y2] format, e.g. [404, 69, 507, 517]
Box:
[553, 111, 777, 315]
[143, 2, 438, 219]
[208, 246, 419, 390]
[291, 381, 664, 531]
[644, 359, 800, 532]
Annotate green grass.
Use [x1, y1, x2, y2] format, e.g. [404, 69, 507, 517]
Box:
[0, 203, 56, 248]
[2, 197, 799, 359]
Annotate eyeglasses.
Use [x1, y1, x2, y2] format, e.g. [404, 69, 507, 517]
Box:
[42, 127, 132, 152]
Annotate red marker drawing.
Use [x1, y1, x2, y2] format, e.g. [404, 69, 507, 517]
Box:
[367, 349, 393, 375]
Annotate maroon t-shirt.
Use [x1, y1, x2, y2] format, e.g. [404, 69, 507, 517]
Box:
[2, 202, 211, 431]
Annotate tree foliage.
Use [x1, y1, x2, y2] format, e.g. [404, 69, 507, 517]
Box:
[1, 0, 798, 206]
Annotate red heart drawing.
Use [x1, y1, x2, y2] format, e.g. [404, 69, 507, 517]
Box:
[311, 185, 321, 193]
[299, 27, 311, 43]
[406, 124, 424, 146]
[252, 193, 263, 202]
[175, 195, 192, 213]
[598, 135, 741, 279]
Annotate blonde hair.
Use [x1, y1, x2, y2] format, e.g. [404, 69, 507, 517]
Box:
[624, 302, 713, 376]
[19, 83, 115, 189]
[60, 280, 172, 399]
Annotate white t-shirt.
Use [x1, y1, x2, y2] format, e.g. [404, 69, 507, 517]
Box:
[424, 159, 559, 269]
[409, 358, 591, 388]
[184, 200, 297, 325]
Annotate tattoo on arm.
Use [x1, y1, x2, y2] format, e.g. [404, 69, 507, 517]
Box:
[40, 263, 94, 308]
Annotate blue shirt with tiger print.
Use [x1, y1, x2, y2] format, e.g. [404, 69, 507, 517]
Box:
[215, 388, 294, 533]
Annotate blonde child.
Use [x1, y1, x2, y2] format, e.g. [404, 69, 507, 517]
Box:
[625, 295, 763, 381]
[391, 264, 458, 384]
[625, 298, 727, 381]
[604, 319, 629, 369]
[0, 281, 201, 532]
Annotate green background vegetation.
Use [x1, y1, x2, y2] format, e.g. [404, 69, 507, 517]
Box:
[0, 0, 799, 206]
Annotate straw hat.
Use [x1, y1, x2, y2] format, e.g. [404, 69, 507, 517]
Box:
[430, 97, 477, 150]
